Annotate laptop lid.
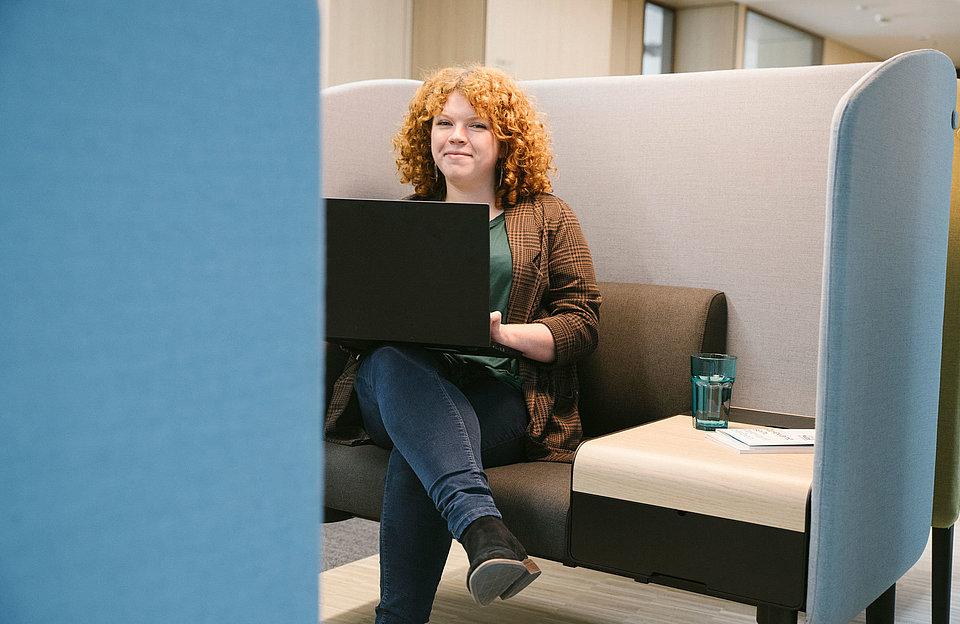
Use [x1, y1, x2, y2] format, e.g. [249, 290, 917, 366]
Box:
[325, 197, 494, 352]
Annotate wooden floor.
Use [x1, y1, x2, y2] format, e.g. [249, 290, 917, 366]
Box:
[321, 527, 960, 623]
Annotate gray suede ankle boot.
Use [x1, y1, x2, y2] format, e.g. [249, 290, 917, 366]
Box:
[459, 515, 541, 606]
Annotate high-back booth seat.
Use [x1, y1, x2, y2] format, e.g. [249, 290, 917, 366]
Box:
[323, 50, 957, 624]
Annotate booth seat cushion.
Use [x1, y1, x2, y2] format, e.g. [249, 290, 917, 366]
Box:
[487, 461, 573, 562]
[323, 442, 573, 561]
[324, 442, 388, 522]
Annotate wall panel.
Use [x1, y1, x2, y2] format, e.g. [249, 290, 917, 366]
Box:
[485, 0, 613, 80]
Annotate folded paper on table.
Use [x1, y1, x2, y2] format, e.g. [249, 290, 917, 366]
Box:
[707, 428, 815, 454]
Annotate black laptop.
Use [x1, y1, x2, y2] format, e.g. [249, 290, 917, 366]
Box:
[325, 197, 521, 358]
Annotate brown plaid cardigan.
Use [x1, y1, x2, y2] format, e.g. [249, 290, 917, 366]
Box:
[324, 193, 602, 463]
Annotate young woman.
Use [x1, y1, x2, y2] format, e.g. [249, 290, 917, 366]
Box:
[325, 65, 601, 623]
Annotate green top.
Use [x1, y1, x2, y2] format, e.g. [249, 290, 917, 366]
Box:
[444, 212, 523, 390]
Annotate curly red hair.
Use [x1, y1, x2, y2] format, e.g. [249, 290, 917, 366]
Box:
[394, 65, 554, 207]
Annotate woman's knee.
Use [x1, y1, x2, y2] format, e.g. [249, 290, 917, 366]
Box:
[357, 345, 402, 388]
[361, 344, 426, 373]
[355, 345, 443, 446]
[358, 344, 444, 390]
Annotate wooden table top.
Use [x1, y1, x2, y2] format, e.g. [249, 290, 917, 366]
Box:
[572, 414, 815, 532]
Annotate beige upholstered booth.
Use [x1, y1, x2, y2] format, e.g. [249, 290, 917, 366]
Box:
[323, 51, 957, 623]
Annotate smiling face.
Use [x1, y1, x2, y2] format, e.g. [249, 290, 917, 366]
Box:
[430, 91, 502, 198]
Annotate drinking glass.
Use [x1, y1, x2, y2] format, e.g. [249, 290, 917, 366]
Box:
[690, 353, 737, 430]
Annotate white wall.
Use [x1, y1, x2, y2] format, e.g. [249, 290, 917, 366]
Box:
[320, 0, 882, 88]
[321, 0, 413, 88]
[822, 38, 878, 64]
[411, 0, 486, 79]
[322, 0, 617, 87]
[674, 3, 740, 73]
[485, 0, 614, 80]
[610, 0, 646, 75]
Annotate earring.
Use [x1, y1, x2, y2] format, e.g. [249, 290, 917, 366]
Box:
[499, 167, 504, 188]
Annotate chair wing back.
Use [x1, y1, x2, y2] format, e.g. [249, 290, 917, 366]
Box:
[806, 50, 957, 623]
[323, 64, 879, 420]
[932, 80, 960, 530]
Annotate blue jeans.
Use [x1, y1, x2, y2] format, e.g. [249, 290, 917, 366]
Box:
[355, 344, 528, 624]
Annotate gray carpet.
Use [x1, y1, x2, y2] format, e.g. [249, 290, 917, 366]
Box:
[321, 518, 380, 571]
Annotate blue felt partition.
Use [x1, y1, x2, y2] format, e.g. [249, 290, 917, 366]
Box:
[0, 2, 320, 622]
[807, 50, 957, 623]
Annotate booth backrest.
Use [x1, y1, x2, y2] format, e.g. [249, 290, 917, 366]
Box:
[576, 282, 726, 437]
[323, 63, 877, 419]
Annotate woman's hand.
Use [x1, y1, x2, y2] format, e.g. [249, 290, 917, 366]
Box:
[490, 311, 556, 363]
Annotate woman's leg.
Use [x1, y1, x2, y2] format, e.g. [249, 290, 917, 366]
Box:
[356, 345, 507, 537]
[453, 372, 541, 605]
[460, 372, 529, 469]
[355, 345, 530, 622]
[372, 449, 452, 624]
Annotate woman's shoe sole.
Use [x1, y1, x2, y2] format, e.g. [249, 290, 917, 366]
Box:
[467, 558, 541, 606]
[499, 558, 541, 600]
